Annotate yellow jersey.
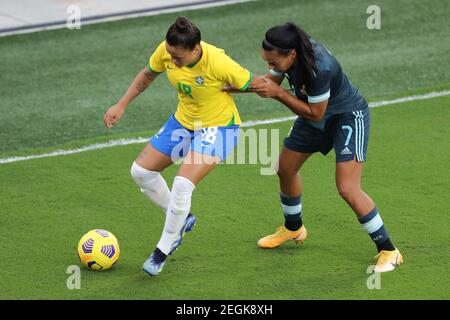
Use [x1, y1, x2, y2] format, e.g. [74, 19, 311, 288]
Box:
[148, 41, 252, 130]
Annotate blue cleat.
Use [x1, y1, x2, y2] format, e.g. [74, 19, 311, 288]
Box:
[142, 251, 166, 276]
[169, 213, 197, 255]
[143, 213, 197, 276]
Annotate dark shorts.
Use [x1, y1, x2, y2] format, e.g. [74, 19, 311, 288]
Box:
[284, 108, 370, 162]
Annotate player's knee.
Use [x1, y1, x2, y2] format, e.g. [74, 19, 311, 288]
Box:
[336, 182, 358, 201]
[170, 176, 196, 214]
[277, 162, 296, 180]
[130, 161, 159, 189]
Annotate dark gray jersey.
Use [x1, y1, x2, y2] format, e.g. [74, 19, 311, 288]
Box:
[284, 39, 368, 130]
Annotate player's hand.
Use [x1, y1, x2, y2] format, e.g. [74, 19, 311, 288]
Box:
[252, 77, 283, 98]
[103, 104, 125, 128]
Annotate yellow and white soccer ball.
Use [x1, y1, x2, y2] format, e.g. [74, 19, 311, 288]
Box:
[77, 229, 120, 271]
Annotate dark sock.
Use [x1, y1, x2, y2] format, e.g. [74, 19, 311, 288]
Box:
[376, 238, 395, 252]
[358, 207, 396, 252]
[285, 218, 303, 231]
[153, 247, 167, 263]
[280, 193, 303, 231]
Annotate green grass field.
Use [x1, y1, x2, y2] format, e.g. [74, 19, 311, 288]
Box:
[1, 0, 450, 300]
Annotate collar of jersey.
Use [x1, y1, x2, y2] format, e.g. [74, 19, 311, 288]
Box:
[186, 42, 205, 68]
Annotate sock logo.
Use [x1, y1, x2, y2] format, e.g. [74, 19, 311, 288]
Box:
[372, 235, 383, 242]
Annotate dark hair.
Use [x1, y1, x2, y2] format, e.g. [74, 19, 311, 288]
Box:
[262, 22, 316, 87]
[166, 16, 201, 50]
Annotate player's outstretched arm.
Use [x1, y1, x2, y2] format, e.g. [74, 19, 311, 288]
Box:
[223, 75, 276, 93]
[103, 67, 159, 128]
[252, 77, 328, 122]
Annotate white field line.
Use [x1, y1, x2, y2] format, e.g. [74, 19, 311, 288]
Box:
[1, 90, 449, 165]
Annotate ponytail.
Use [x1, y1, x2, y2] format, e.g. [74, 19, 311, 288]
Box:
[263, 22, 316, 87]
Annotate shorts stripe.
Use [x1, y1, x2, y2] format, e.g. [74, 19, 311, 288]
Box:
[357, 111, 362, 161]
[359, 111, 365, 161]
[353, 111, 365, 161]
[353, 112, 359, 161]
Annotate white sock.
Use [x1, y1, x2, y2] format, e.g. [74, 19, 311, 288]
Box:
[157, 176, 196, 255]
[130, 161, 171, 212]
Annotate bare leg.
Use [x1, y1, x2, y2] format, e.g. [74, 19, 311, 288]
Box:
[257, 148, 311, 247]
[135, 143, 173, 172]
[335, 159, 375, 217]
[336, 159, 397, 254]
[277, 147, 311, 197]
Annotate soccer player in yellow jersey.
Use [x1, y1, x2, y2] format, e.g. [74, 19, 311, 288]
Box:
[103, 16, 263, 276]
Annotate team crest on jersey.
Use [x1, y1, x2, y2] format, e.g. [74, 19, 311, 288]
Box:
[195, 76, 204, 85]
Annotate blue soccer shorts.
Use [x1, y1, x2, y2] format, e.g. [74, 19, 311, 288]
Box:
[150, 114, 240, 162]
[284, 108, 370, 162]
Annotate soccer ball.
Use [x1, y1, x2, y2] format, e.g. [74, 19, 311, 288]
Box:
[77, 229, 120, 271]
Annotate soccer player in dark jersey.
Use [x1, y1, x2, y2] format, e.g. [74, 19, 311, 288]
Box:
[250, 23, 403, 272]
